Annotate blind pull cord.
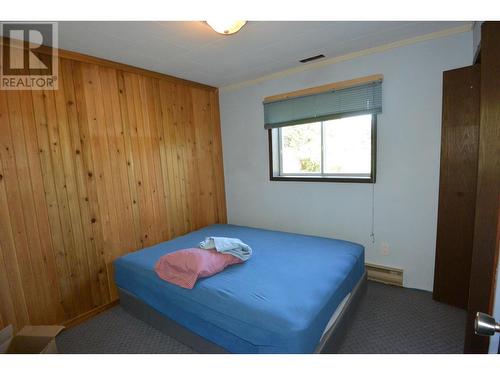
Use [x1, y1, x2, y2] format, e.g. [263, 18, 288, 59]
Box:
[370, 181, 376, 244]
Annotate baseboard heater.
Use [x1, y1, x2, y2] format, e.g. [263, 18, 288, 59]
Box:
[365, 263, 403, 287]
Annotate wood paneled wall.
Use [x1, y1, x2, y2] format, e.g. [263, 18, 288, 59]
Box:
[0, 48, 226, 330]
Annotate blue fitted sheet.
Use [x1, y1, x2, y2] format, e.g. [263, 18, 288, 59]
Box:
[113, 224, 364, 353]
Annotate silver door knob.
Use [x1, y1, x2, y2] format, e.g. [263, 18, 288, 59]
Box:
[475, 312, 500, 336]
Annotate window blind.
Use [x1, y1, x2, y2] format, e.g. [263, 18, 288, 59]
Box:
[264, 80, 382, 129]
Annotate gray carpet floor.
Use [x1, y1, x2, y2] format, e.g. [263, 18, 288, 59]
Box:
[56, 281, 466, 354]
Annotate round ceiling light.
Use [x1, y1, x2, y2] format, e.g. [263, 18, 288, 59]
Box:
[206, 20, 247, 35]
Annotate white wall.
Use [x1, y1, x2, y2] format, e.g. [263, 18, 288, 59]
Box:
[219, 31, 473, 291]
[472, 21, 483, 60]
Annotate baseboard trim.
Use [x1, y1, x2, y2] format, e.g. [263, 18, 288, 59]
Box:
[365, 263, 403, 287]
[62, 299, 119, 329]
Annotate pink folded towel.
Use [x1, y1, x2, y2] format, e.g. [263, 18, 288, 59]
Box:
[154, 248, 242, 289]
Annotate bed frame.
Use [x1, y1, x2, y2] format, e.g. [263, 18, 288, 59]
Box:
[118, 271, 367, 354]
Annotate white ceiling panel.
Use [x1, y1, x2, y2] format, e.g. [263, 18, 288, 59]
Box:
[2, 21, 472, 87]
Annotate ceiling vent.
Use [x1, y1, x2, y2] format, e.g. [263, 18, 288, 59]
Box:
[299, 54, 325, 63]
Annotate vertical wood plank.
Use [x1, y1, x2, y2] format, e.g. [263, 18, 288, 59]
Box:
[116, 71, 143, 247]
[31, 88, 79, 318]
[57, 60, 105, 313]
[158, 81, 187, 236]
[123, 72, 156, 247]
[143, 77, 171, 241]
[82, 63, 123, 300]
[134, 75, 162, 245]
[71, 61, 111, 306]
[148, 78, 174, 239]
[18, 90, 65, 322]
[170, 84, 192, 233]
[191, 87, 216, 227]
[209, 90, 228, 223]
[0, 152, 29, 329]
[0, 241, 17, 329]
[98, 66, 138, 298]
[0, 91, 41, 324]
[51, 62, 97, 314]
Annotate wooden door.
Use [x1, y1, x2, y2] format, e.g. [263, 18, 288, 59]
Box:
[433, 65, 480, 309]
[464, 21, 500, 354]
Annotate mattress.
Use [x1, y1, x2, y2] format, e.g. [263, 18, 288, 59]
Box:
[113, 224, 365, 353]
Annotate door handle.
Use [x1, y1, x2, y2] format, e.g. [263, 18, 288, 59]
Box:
[475, 312, 500, 336]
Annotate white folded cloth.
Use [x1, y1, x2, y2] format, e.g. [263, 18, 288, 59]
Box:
[199, 236, 252, 261]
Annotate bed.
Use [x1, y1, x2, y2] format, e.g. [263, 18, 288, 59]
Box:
[114, 224, 366, 353]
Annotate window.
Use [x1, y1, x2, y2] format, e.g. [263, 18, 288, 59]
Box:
[270, 114, 376, 182]
[264, 75, 382, 183]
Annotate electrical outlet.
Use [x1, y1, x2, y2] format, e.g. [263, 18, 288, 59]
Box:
[381, 242, 390, 256]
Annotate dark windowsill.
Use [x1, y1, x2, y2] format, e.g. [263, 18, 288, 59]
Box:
[270, 176, 375, 183]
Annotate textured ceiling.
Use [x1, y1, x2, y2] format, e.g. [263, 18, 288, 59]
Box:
[8, 21, 473, 87]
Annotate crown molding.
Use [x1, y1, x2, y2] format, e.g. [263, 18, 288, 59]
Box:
[221, 23, 473, 92]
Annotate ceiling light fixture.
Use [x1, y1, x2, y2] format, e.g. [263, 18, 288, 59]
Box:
[206, 20, 246, 35]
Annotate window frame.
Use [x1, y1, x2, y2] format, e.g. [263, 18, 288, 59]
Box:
[268, 114, 377, 183]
